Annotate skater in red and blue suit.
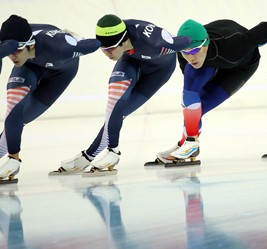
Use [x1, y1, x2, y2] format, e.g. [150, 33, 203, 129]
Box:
[0, 15, 100, 181]
[156, 19, 267, 163]
[52, 14, 191, 175]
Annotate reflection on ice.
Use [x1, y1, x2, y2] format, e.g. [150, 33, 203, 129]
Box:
[0, 185, 28, 249]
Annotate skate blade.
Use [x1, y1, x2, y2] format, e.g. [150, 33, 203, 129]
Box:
[165, 159, 201, 168]
[144, 158, 165, 166]
[0, 178, 18, 185]
[48, 167, 86, 176]
[48, 170, 84, 176]
[262, 154, 267, 158]
[82, 169, 118, 177]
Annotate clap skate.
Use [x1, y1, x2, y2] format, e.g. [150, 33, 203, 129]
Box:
[144, 144, 180, 166]
[165, 151, 201, 167]
[49, 151, 91, 176]
[82, 147, 120, 177]
[0, 174, 18, 185]
[166, 137, 201, 167]
[83, 166, 118, 177]
[0, 157, 20, 184]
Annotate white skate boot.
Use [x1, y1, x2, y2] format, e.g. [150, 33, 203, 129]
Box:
[156, 144, 180, 163]
[83, 147, 120, 177]
[171, 137, 200, 159]
[144, 143, 180, 166]
[0, 157, 21, 184]
[49, 151, 91, 176]
[161, 137, 201, 167]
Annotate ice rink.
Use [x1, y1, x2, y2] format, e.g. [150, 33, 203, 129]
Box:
[1, 109, 267, 249]
[0, 1, 267, 248]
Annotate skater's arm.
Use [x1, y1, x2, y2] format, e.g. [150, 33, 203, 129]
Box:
[58, 35, 101, 59]
[0, 40, 19, 59]
[0, 40, 19, 74]
[153, 30, 191, 55]
[63, 29, 101, 54]
[222, 22, 267, 58]
[247, 22, 267, 46]
[45, 30, 101, 61]
[137, 24, 191, 58]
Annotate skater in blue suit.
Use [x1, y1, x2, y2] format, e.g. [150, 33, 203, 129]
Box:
[0, 15, 100, 182]
[51, 14, 191, 176]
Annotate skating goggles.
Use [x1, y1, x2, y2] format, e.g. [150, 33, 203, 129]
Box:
[101, 31, 127, 51]
[17, 34, 36, 50]
[181, 38, 208, 55]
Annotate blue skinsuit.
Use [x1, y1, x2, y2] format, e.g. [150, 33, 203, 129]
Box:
[85, 19, 191, 157]
[0, 24, 100, 156]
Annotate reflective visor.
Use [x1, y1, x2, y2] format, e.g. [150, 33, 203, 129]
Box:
[181, 39, 207, 55]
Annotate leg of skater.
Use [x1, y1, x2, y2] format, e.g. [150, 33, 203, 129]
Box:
[155, 61, 259, 165]
[171, 63, 259, 159]
[57, 55, 177, 176]
[53, 58, 140, 175]
[0, 61, 78, 181]
[153, 65, 215, 164]
[85, 57, 176, 176]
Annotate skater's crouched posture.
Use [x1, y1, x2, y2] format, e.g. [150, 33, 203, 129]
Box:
[156, 19, 267, 164]
[50, 14, 191, 176]
[0, 15, 100, 182]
